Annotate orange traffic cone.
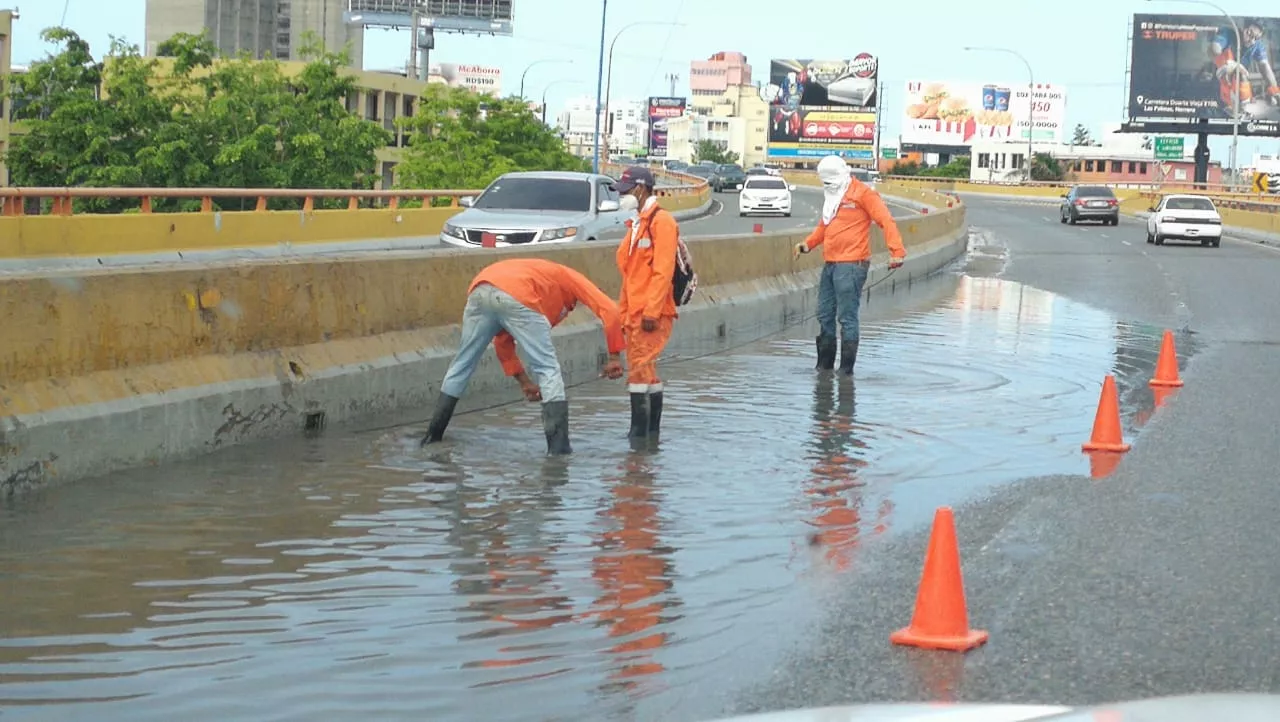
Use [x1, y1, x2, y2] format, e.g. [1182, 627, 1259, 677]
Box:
[890, 507, 989, 652]
[1149, 330, 1184, 388]
[1082, 375, 1131, 453]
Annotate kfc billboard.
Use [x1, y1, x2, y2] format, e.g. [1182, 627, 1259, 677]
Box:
[1129, 13, 1280, 136]
[763, 56, 879, 160]
[900, 80, 1067, 148]
[647, 96, 686, 156]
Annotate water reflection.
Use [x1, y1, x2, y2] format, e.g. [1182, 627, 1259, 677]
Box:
[0, 272, 1202, 721]
[589, 454, 677, 693]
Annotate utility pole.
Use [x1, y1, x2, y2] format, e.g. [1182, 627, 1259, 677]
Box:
[873, 80, 884, 169]
[666, 73, 680, 97]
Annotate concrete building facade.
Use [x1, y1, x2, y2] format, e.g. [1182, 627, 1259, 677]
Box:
[145, 0, 364, 68]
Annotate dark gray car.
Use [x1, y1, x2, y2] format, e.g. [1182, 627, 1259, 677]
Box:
[1060, 185, 1119, 226]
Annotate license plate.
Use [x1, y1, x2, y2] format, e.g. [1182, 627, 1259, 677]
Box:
[1089, 201, 1107, 207]
[736, 184, 743, 189]
[481, 232, 497, 248]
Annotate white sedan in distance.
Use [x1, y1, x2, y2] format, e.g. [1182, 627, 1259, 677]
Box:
[738, 175, 795, 217]
[1146, 194, 1223, 247]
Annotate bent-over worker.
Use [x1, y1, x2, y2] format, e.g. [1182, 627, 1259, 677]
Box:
[422, 258, 625, 454]
[794, 155, 906, 375]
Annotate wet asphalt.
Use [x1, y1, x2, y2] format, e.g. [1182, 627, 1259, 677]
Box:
[718, 196, 1280, 718]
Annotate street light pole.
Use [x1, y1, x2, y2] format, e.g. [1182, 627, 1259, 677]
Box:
[591, 0, 609, 174]
[520, 59, 569, 99]
[541, 80, 581, 126]
[602, 21, 685, 163]
[966, 46, 1035, 182]
[1146, 0, 1241, 189]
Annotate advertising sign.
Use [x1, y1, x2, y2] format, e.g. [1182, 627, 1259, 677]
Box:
[647, 96, 686, 156]
[1129, 14, 1280, 136]
[430, 63, 502, 95]
[900, 81, 1066, 147]
[762, 56, 879, 160]
[345, 0, 515, 35]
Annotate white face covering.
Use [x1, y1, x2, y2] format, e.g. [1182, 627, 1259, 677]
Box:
[619, 193, 640, 213]
[817, 155, 852, 225]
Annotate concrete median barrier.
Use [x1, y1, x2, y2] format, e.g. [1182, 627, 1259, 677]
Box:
[0, 185, 965, 494]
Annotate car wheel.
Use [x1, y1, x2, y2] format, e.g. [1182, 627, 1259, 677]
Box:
[1111, 215, 1119, 226]
[1146, 228, 1154, 243]
[1212, 239, 1221, 248]
[1154, 234, 1164, 246]
[784, 212, 792, 217]
[1068, 212, 1077, 225]
[1059, 211, 1067, 224]
[739, 211, 746, 217]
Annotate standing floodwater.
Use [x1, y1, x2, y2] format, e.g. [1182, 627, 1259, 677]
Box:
[0, 272, 1177, 721]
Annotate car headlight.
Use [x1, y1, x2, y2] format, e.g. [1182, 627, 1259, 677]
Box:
[442, 222, 463, 238]
[539, 227, 579, 242]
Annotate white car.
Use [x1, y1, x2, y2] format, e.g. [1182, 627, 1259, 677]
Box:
[739, 175, 795, 217]
[1146, 194, 1223, 247]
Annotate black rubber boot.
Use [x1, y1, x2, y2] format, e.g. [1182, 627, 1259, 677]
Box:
[647, 391, 664, 441]
[815, 335, 837, 370]
[542, 400, 572, 455]
[628, 392, 649, 443]
[421, 392, 459, 446]
[838, 339, 859, 376]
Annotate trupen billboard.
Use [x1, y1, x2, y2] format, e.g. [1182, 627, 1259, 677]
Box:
[761, 56, 879, 160]
[1129, 13, 1280, 136]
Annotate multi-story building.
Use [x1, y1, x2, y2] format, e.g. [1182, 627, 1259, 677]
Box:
[607, 100, 647, 155]
[666, 84, 768, 168]
[145, 0, 364, 68]
[689, 51, 751, 103]
[556, 97, 599, 157]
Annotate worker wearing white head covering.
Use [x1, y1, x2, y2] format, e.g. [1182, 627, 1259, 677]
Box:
[794, 155, 908, 375]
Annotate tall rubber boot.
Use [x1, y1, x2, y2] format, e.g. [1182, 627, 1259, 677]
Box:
[838, 339, 859, 376]
[647, 391, 664, 442]
[628, 392, 648, 449]
[815, 335, 837, 370]
[421, 392, 459, 446]
[542, 400, 572, 455]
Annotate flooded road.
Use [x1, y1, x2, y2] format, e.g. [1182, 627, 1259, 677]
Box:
[0, 262, 1183, 721]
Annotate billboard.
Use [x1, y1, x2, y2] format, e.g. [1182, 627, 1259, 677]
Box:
[647, 97, 686, 156]
[1129, 14, 1280, 135]
[762, 56, 879, 160]
[900, 80, 1067, 147]
[345, 0, 514, 35]
[430, 63, 502, 95]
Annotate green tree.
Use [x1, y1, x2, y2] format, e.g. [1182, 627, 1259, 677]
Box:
[6, 28, 391, 212]
[395, 84, 588, 196]
[1072, 123, 1093, 146]
[888, 160, 922, 176]
[919, 157, 970, 178]
[692, 139, 739, 165]
[1030, 152, 1066, 182]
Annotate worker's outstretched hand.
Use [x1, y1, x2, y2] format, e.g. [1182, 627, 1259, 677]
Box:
[889, 256, 905, 270]
[793, 242, 808, 260]
[602, 354, 624, 380]
[520, 379, 543, 402]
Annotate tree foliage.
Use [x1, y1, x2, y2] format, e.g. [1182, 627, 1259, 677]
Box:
[394, 84, 588, 193]
[6, 28, 391, 211]
[1030, 152, 1066, 182]
[889, 158, 970, 178]
[1072, 123, 1094, 146]
[693, 139, 739, 165]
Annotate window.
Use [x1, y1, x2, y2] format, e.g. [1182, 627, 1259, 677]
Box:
[1164, 196, 1215, 211]
[745, 178, 787, 190]
[978, 153, 990, 169]
[1073, 161, 1082, 171]
[1011, 154, 1024, 169]
[1076, 186, 1115, 198]
[1128, 161, 1137, 174]
[1140, 162, 1149, 174]
[597, 180, 619, 203]
[1085, 160, 1095, 172]
[475, 178, 592, 212]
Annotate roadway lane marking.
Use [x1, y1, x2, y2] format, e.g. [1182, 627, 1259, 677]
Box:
[1122, 240, 1131, 246]
[680, 199, 724, 224]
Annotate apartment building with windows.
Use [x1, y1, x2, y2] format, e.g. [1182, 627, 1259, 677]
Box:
[145, 0, 364, 68]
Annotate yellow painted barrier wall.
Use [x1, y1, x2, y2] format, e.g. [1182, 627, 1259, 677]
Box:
[0, 202, 965, 413]
[0, 179, 711, 261]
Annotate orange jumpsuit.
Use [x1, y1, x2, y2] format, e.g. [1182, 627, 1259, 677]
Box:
[802, 180, 907, 261]
[616, 197, 679, 393]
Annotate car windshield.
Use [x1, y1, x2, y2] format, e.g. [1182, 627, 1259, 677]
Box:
[474, 178, 591, 211]
[746, 178, 787, 190]
[1165, 197, 1215, 211]
[1077, 186, 1115, 198]
[718, 165, 743, 173]
[746, 168, 769, 175]
[686, 167, 712, 177]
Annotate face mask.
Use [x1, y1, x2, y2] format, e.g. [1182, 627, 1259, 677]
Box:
[619, 194, 640, 212]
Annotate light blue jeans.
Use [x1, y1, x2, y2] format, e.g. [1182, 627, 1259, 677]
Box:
[439, 284, 567, 402]
[817, 261, 870, 341]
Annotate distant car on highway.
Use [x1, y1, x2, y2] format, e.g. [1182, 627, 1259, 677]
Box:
[746, 166, 782, 177]
[1146, 194, 1222, 247]
[1060, 185, 1119, 226]
[739, 175, 796, 217]
[439, 171, 625, 249]
[684, 164, 720, 188]
[713, 163, 748, 192]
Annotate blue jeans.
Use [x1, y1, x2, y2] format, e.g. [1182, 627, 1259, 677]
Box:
[439, 284, 567, 402]
[817, 261, 869, 342]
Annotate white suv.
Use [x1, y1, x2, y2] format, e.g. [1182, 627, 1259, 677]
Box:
[739, 175, 795, 217]
[1146, 194, 1223, 248]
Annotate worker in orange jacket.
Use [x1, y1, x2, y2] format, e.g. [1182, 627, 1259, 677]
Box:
[794, 155, 907, 375]
[422, 258, 625, 454]
[613, 166, 678, 447]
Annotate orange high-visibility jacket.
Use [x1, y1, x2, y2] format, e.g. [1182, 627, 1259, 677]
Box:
[803, 180, 906, 262]
[469, 258, 625, 376]
[616, 199, 679, 322]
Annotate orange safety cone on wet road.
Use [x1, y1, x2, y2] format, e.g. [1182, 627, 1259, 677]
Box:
[1082, 375, 1131, 453]
[1149, 330, 1184, 388]
[890, 507, 989, 652]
